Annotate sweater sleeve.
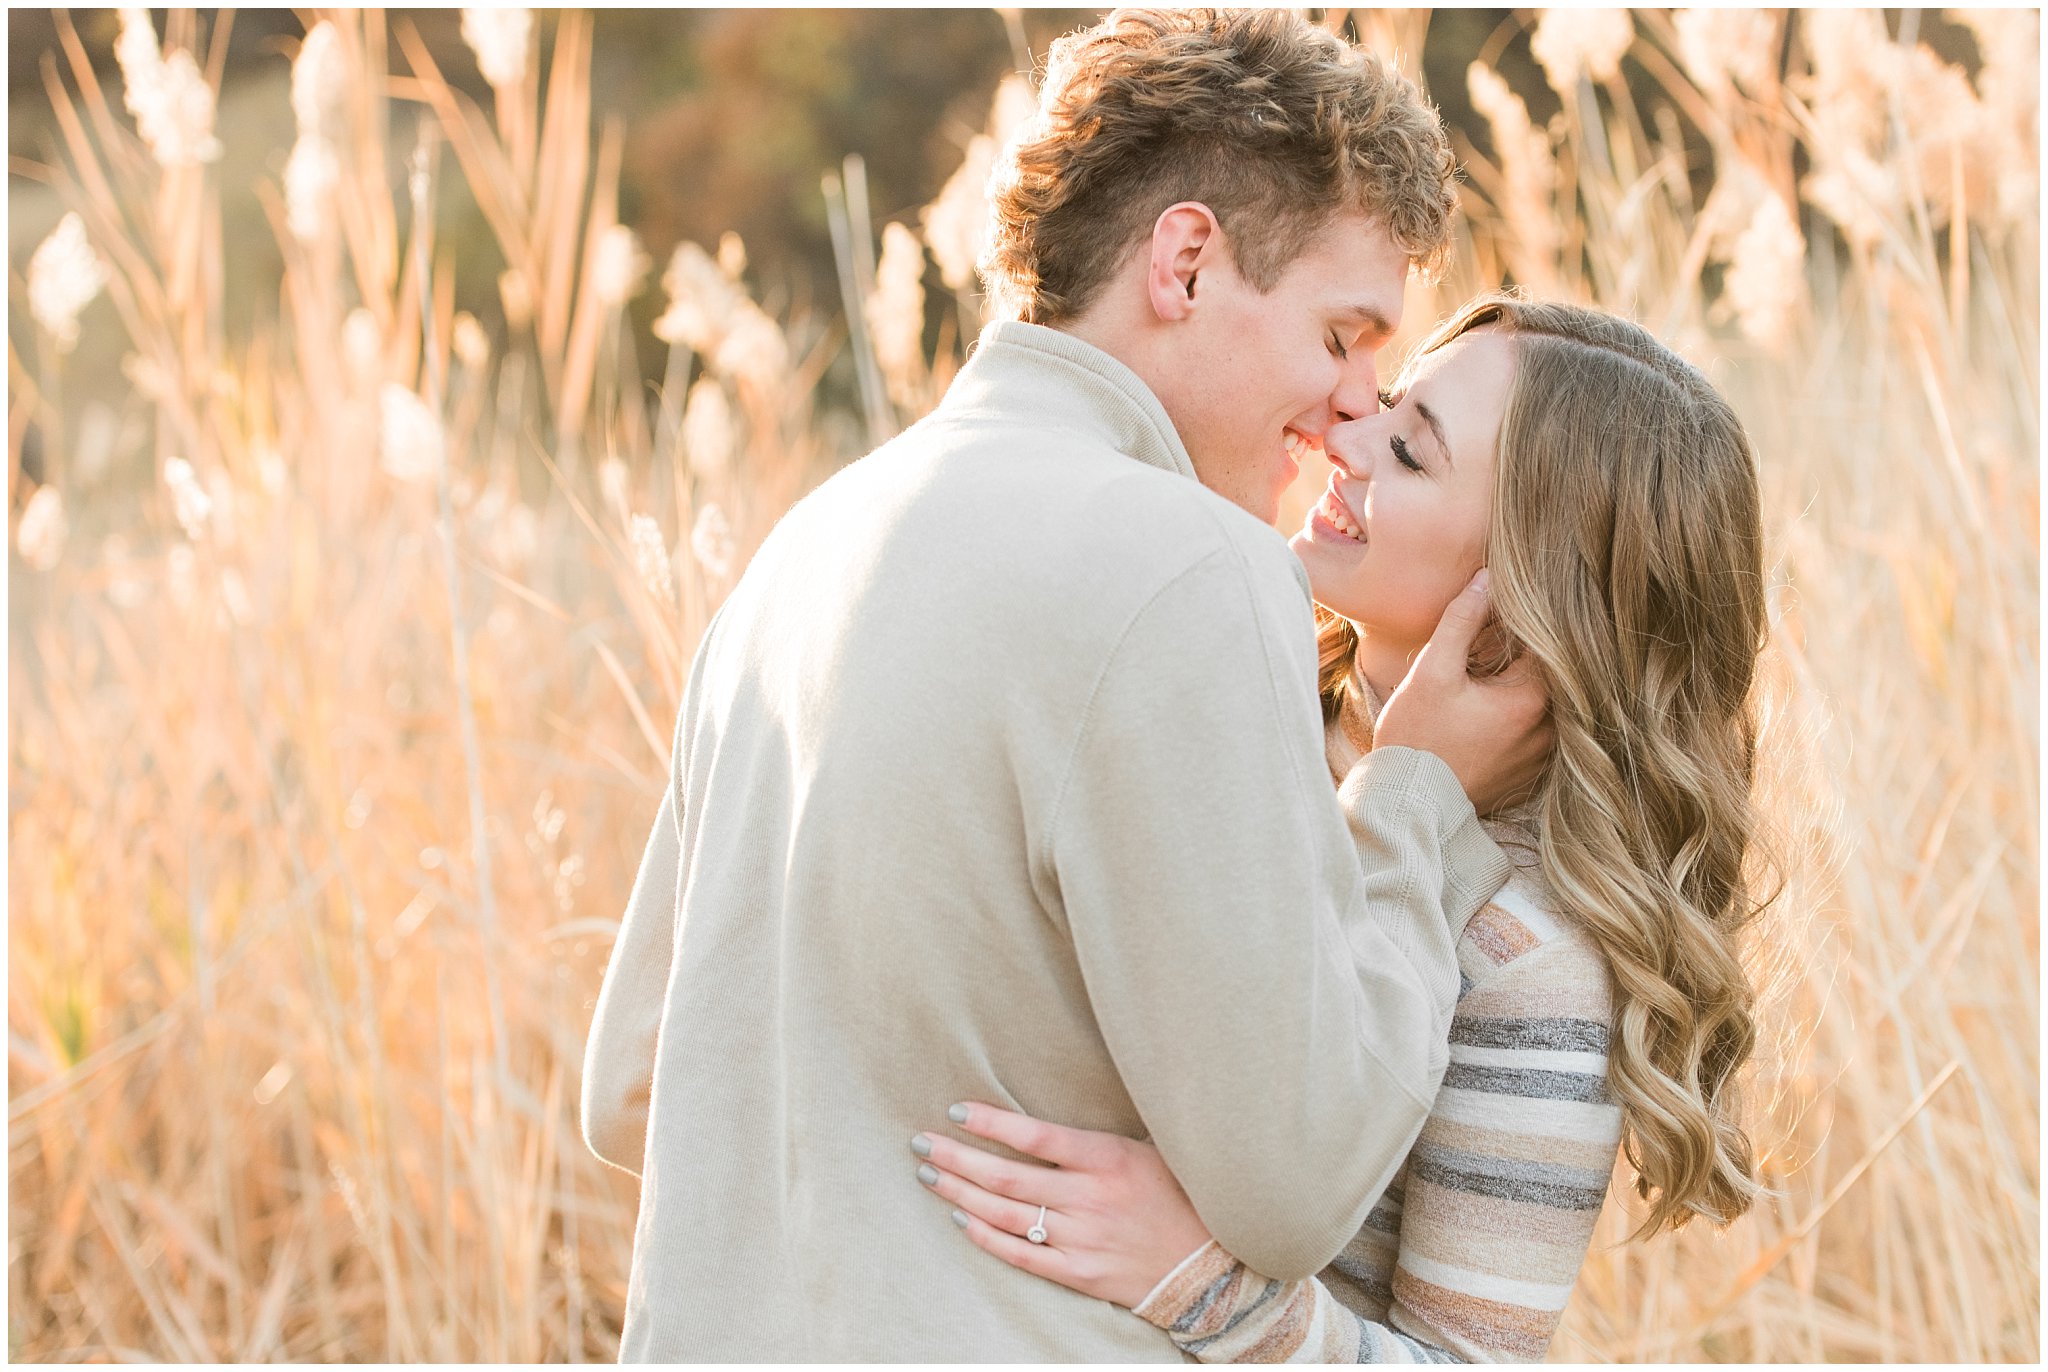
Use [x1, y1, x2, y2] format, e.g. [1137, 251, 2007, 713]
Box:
[1132, 1241, 1457, 1363]
[1377, 935, 1622, 1361]
[578, 779, 682, 1177]
[580, 612, 722, 1178]
[1131, 933, 1624, 1363]
[1049, 548, 1509, 1283]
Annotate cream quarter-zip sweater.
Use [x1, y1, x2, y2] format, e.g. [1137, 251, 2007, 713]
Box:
[580, 321, 1510, 1361]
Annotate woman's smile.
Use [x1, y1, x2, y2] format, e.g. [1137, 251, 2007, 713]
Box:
[1308, 475, 1367, 544]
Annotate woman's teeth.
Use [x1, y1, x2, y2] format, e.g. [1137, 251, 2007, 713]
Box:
[1319, 490, 1366, 543]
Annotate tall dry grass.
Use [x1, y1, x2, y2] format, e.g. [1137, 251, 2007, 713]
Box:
[7, 8, 2037, 1362]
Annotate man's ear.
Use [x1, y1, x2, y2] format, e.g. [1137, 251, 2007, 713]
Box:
[1144, 202, 1226, 323]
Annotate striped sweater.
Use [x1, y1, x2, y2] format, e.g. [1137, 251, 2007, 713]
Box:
[1133, 757, 1624, 1361]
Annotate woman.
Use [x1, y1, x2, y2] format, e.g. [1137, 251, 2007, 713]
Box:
[910, 296, 1770, 1362]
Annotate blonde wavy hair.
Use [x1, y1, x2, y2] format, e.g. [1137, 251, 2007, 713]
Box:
[1320, 295, 1770, 1236]
[982, 8, 1457, 324]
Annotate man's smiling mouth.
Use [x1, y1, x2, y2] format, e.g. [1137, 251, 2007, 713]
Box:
[1282, 428, 1320, 464]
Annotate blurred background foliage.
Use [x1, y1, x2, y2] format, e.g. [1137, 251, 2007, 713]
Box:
[6, 7, 2035, 1363]
[11, 8, 1098, 443]
[6, 7, 1992, 494]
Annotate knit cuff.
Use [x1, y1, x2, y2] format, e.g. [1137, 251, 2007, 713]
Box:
[1132, 1238, 1237, 1329]
[1441, 806, 1514, 936]
[1340, 745, 1511, 942]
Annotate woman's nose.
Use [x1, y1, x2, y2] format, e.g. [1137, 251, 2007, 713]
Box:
[1322, 421, 1372, 479]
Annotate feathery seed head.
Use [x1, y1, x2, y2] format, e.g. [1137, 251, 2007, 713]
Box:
[654, 241, 749, 351]
[1724, 193, 1807, 354]
[923, 134, 998, 294]
[291, 22, 350, 142]
[690, 503, 735, 582]
[989, 73, 1038, 149]
[1468, 62, 1562, 292]
[117, 9, 222, 167]
[462, 8, 534, 91]
[1952, 9, 2039, 224]
[682, 378, 735, 483]
[28, 213, 106, 351]
[285, 137, 342, 243]
[343, 309, 384, 389]
[713, 312, 789, 392]
[629, 514, 675, 602]
[716, 231, 748, 279]
[924, 75, 1035, 297]
[164, 458, 213, 540]
[378, 385, 444, 484]
[452, 313, 491, 371]
[867, 223, 929, 412]
[1674, 9, 1777, 101]
[16, 487, 68, 571]
[655, 243, 788, 388]
[1531, 9, 1635, 95]
[592, 225, 650, 308]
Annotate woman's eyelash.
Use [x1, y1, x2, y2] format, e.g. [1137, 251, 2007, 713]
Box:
[1329, 332, 1349, 360]
[1390, 434, 1424, 473]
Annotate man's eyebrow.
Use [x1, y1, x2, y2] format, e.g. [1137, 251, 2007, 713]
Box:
[1415, 399, 1453, 467]
[1334, 303, 1397, 340]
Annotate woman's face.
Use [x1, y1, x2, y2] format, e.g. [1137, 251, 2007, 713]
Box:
[1289, 328, 1515, 652]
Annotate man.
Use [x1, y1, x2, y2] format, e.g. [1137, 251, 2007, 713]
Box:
[582, 9, 1549, 1360]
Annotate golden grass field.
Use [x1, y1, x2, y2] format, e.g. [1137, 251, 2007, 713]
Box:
[7, 8, 2038, 1362]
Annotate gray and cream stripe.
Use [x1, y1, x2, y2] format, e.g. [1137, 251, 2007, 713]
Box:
[1132, 822, 1625, 1363]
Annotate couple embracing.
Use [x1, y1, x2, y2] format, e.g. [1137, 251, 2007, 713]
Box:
[583, 9, 1766, 1363]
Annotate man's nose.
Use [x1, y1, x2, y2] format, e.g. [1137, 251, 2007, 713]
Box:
[1329, 353, 1381, 426]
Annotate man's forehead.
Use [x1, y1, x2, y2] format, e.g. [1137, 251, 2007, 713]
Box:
[1300, 213, 1409, 326]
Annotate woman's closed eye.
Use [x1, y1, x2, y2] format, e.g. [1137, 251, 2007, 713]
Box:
[1390, 432, 1424, 473]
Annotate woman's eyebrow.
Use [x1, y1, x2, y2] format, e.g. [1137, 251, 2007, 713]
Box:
[1415, 399, 1453, 467]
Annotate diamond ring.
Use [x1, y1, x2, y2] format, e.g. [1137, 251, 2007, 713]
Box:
[1026, 1205, 1048, 1245]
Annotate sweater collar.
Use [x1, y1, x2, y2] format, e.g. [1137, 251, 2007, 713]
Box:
[939, 320, 1197, 482]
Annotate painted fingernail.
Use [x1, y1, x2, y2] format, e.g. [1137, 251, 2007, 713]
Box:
[950, 1209, 970, 1229]
[910, 1134, 933, 1158]
[948, 1104, 970, 1124]
[917, 1164, 939, 1187]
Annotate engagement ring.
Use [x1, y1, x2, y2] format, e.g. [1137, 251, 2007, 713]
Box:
[1027, 1205, 1048, 1245]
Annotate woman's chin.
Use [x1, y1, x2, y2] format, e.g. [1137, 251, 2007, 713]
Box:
[1288, 531, 1366, 620]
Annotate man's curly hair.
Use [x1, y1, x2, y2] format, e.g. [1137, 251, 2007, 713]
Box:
[982, 9, 1458, 325]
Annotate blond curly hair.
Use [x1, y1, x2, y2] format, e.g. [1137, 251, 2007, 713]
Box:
[983, 9, 1458, 324]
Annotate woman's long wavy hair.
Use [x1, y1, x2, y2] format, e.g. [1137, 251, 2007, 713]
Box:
[1319, 295, 1770, 1236]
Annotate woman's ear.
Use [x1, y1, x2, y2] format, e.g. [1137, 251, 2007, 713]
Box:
[1144, 202, 1225, 323]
